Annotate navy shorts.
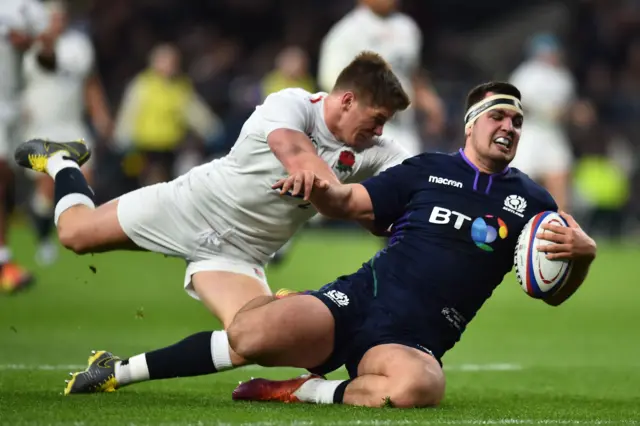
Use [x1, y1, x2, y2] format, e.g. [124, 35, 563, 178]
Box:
[307, 265, 439, 379]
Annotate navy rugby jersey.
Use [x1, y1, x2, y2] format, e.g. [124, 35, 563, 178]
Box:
[359, 149, 557, 358]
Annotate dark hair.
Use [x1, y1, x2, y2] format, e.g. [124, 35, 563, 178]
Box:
[332, 51, 411, 112]
[465, 81, 521, 112]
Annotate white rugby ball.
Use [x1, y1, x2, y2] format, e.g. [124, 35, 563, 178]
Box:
[514, 211, 573, 299]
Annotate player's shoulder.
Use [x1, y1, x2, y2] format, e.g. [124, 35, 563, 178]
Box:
[325, 9, 359, 37]
[507, 167, 557, 210]
[265, 88, 326, 103]
[390, 150, 451, 171]
[391, 11, 421, 34]
[371, 135, 408, 154]
[406, 150, 457, 166]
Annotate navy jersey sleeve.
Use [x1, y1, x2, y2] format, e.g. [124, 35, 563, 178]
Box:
[361, 156, 421, 230]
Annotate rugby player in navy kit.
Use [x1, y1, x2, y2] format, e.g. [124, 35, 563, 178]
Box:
[224, 81, 597, 408]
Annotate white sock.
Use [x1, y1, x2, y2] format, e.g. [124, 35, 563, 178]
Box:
[211, 330, 234, 371]
[293, 377, 346, 404]
[114, 354, 150, 386]
[0, 246, 11, 264]
[46, 151, 79, 179]
[54, 193, 95, 226]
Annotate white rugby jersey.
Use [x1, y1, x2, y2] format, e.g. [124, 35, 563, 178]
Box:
[22, 29, 94, 141]
[318, 6, 422, 131]
[509, 59, 575, 129]
[183, 88, 410, 264]
[0, 0, 47, 121]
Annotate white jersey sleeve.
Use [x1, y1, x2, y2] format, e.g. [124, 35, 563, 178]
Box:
[259, 88, 314, 137]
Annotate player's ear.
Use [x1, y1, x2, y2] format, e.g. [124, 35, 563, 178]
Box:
[465, 124, 472, 138]
[341, 92, 355, 111]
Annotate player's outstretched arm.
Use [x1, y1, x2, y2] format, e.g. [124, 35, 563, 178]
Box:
[268, 129, 340, 185]
[536, 211, 597, 307]
[273, 171, 373, 221]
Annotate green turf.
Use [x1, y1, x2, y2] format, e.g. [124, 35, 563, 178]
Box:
[1, 226, 639, 425]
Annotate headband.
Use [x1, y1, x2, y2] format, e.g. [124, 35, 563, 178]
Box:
[464, 95, 523, 129]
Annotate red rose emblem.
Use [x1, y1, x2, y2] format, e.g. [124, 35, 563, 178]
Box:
[336, 150, 355, 172]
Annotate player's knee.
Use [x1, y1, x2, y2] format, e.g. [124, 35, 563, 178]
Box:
[386, 370, 445, 408]
[227, 313, 270, 362]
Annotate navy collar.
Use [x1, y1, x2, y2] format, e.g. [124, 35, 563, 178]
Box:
[456, 148, 510, 194]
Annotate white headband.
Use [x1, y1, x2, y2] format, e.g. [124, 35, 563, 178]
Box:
[464, 94, 523, 129]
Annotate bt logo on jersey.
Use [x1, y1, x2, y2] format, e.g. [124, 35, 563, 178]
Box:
[470, 215, 508, 252]
[429, 207, 508, 251]
[428, 207, 471, 229]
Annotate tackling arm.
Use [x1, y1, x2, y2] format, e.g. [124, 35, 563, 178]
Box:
[267, 129, 340, 185]
[310, 183, 374, 222]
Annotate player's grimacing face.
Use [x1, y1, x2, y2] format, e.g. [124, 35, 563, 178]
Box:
[341, 97, 392, 150]
[469, 108, 522, 164]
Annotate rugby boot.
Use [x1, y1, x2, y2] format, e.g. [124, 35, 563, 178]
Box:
[14, 138, 90, 173]
[232, 374, 323, 403]
[64, 350, 120, 395]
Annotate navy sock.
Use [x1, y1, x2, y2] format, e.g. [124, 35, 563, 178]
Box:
[144, 331, 217, 379]
[54, 168, 94, 205]
[333, 379, 352, 403]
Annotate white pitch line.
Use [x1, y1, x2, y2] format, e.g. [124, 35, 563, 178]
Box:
[1, 419, 638, 426]
[0, 363, 523, 372]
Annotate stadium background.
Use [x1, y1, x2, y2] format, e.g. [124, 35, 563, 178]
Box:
[2, 0, 640, 424]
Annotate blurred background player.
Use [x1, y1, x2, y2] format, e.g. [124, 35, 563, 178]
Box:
[0, 0, 48, 292]
[113, 43, 224, 188]
[21, 0, 113, 266]
[509, 33, 576, 211]
[318, 0, 446, 156]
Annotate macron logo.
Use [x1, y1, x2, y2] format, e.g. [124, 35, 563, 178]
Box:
[429, 175, 463, 188]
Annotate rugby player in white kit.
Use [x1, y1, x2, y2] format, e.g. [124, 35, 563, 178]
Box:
[13, 52, 412, 393]
[318, 0, 445, 156]
[21, 0, 112, 265]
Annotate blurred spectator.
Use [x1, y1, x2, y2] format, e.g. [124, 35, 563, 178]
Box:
[21, 0, 112, 265]
[0, 0, 49, 292]
[261, 46, 315, 99]
[509, 33, 576, 211]
[113, 43, 223, 187]
[569, 99, 631, 241]
[317, 0, 445, 156]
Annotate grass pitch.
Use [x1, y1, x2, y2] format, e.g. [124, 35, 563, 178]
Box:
[1, 226, 639, 425]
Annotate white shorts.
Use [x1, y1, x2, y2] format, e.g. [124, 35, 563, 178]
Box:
[510, 123, 573, 179]
[382, 124, 423, 156]
[116, 179, 270, 300]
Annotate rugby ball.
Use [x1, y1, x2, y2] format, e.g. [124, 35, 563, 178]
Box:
[514, 211, 573, 299]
